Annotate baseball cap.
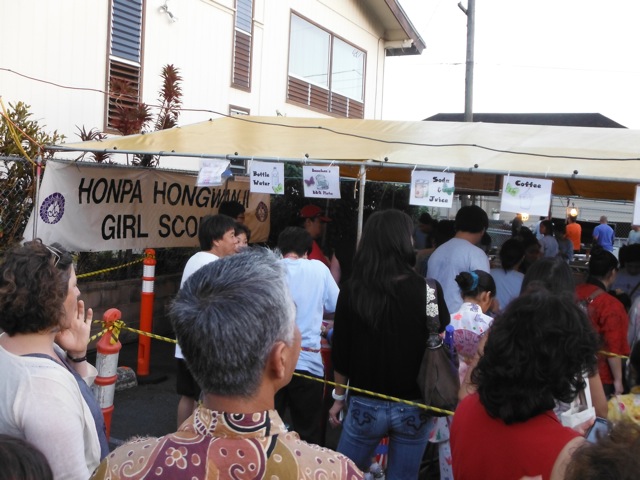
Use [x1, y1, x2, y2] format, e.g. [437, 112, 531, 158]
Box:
[299, 205, 331, 222]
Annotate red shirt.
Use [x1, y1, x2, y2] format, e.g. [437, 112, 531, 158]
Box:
[308, 240, 330, 267]
[451, 394, 580, 480]
[575, 283, 630, 385]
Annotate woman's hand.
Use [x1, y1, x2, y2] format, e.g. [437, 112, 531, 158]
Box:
[328, 400, 345, 428]
[55, 300, 93, 358]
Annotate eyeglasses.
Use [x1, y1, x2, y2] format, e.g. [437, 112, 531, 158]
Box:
[45, 244, 63, 267]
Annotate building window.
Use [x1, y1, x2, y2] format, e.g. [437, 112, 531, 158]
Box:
[287, 13, 365, 118]
[229, 105, 250, 116]
[232, 0, 253, 90]
[106, 0, 144, 131]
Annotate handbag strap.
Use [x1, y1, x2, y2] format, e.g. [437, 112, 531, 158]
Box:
[425, 279, 442, 348]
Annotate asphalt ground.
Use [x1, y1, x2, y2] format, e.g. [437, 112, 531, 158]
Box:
[90, 336, 341, 452]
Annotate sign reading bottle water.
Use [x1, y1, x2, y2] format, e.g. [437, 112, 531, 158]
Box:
[499, 175, 552, 216]
[250, 161, 285, 195]
[410, 170, 455, 207]
[302, 166, 341, 199]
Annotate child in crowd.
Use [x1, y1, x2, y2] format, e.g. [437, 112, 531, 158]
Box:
[430, 270, 496, 480]
[539, 219, 559, 258]
[555, 222, 574, 263]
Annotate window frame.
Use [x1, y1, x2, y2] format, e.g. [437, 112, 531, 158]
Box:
[104, 0, 146, 133]
[231, 0, 255, 91]
[286, 11, 366, 119]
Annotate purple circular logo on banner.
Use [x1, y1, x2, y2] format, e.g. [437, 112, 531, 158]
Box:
[40, 193, 65, 224]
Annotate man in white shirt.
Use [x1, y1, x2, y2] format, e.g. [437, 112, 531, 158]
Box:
[428, 205, 491, 312]
[175, 214, 238, 426]
[276, 227, 339, 445]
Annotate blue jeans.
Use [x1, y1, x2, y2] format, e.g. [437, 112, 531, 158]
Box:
[338, 396, 433, 480]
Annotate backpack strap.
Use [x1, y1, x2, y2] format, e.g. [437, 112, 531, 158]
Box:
[585, 288, 605, 305]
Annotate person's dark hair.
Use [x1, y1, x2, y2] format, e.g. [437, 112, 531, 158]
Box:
[418, 212, 434, 226]
[171, 248, 295, 397]
[350, 209, 417, 328]
[455, 270, 496, 299]
[471, 289, 599, 424]
[499, 238, 526, 272]
[588, 245, 619, 278]
[0, 240, 73, 335]
[218, 200, 245, 220]
[277, 226, 312, 257]
[521, 256, 575, 295]
[565, 421, 640, 480]
[234, 222, 251, 243]
[554, 221, 567, 236]
[0, 435, 53, 480]
[568, 215, 578, 224]
[540, 220, 554, 236]
[433, 220, 456, 247]
[517, 226, 535, 242]
[198, 214, 236, 251]
[619, 244, 640, 269]
[454, 205, 489, 233]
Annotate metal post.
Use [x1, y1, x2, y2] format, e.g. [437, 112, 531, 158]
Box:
[137, 249, 156, 377]
[357, 164, 367, 244]
[459, 0, 476, 122]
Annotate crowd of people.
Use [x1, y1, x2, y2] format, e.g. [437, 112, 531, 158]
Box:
[2, 201, 640, 479]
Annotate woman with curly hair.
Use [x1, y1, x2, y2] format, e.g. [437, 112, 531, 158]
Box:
[0, 240, 107, 479]
[576, 245, 630, 397]
[450, 290, 599, 480]
[328, 209, 450, 479]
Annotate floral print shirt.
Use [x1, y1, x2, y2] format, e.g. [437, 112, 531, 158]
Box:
[91, 406, 362, 479]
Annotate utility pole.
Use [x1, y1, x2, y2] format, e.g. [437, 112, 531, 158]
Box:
[458, 0, 475, 122]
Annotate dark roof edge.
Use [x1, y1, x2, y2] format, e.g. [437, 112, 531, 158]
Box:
[384, 0, 426, 54]
[424, 113, 627, 128]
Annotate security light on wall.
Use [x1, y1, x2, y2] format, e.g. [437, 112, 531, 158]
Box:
[159, 1, 178, 23]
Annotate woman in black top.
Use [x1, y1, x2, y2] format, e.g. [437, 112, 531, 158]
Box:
[328, 209, 449, 479]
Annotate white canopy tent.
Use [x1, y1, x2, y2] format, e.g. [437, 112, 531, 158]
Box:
[51, 115, 640, 236]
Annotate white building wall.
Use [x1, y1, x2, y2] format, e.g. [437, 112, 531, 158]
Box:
[1, 0, 391, 142]
[1, 0, 109, 141]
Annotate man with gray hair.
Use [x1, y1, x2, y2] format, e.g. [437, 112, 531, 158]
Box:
[593, 215, 615, 252]
[91, 249, 362, 479]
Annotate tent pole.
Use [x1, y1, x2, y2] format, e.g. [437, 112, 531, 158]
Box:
[357, 164, 367, 244]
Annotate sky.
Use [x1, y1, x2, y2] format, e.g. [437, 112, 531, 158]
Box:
[383, 0, 640, 129]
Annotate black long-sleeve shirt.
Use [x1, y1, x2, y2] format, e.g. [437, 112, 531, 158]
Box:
[331, 274, 449, 401]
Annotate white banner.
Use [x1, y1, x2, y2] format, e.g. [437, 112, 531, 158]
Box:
[500, 175, 552, 216]
[24, 161, 270, 251]
[302, 166, 341, 199]
[409, 171, 455, 207]
[250, 161, 284, 195]
[633, 185, 640, 225]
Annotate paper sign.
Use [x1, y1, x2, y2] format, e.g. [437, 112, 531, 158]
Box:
[500, 175, 552, 216]
[410, 171, 455, 207]
[250, 161, 284, 195]
[302, 166, 341, 199]
[633, 185, 640, 225]
[196, 159, 229, 186]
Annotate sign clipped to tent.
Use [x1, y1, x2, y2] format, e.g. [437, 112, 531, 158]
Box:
[196, 159, 230, 186]
[500, 175, 552, 216]
[302, 166, 341, 199]
[410, 171, 455, 207]
[250, 161, 284, 195]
